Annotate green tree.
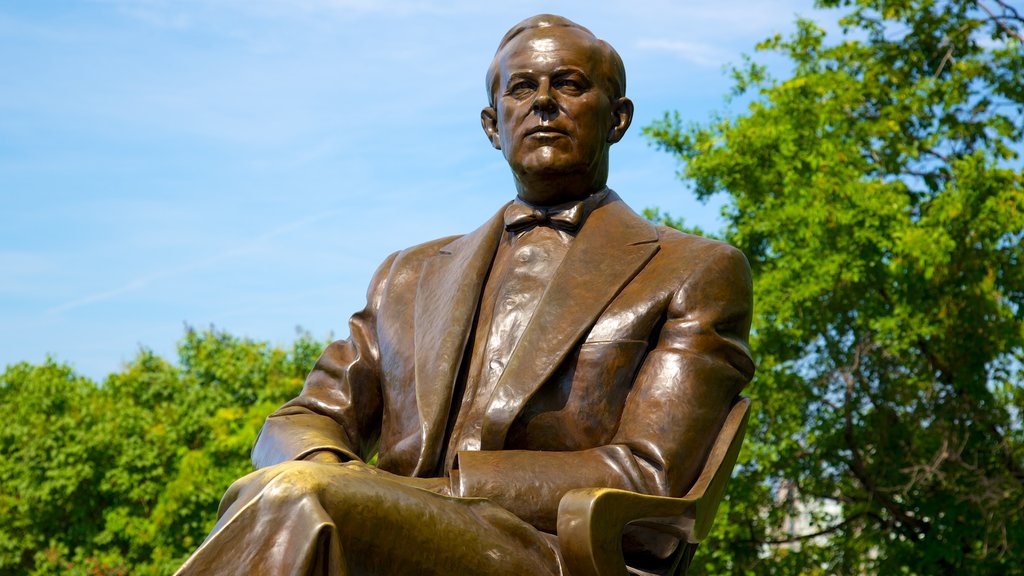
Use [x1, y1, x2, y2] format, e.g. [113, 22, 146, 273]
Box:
[0, 327, 320, 575]
[0, 360, 114, 574]
[645, 0, 1023, 573]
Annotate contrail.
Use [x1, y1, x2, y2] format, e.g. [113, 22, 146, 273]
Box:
[46, 209, 342, 315]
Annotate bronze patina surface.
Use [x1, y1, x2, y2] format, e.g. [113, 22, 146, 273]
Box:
[176, 14, 754, 575]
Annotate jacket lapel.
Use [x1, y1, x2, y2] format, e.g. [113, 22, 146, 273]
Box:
[412, 206, 506, 475]
[480, 192, 660, 449]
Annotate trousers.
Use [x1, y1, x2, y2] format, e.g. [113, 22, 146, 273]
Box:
[174, 461, 563, 575]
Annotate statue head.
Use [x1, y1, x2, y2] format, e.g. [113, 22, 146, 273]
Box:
[481, 15, 634, 205]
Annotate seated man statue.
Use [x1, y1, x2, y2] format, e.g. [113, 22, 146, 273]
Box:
[176, 13, 754, 576]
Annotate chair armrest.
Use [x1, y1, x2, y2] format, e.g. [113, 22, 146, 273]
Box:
[556, 397, 751, 576]
[557, 488, 698, 576]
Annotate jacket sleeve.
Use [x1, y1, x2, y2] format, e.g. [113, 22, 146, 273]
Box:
[250, 252, 397, 468]
[454, 243, 755, 532]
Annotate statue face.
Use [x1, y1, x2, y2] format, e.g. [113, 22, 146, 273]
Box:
[491, 28, 619, 187]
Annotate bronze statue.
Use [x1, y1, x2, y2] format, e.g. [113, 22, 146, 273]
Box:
[176, 14, 753, 576]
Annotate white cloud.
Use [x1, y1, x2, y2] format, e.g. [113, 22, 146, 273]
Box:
[0, 251, 56, 293]
[636, 38, 725, 67]
[94, 0, 485, 25]
[89, 0, 194, 29]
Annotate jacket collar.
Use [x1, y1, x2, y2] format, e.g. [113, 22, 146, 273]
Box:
[412, 191, 659, 471]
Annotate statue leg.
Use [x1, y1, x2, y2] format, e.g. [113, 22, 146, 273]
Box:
[174, 460, 562, 576]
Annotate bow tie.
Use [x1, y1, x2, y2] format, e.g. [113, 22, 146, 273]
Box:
[504, 201, 585, 234]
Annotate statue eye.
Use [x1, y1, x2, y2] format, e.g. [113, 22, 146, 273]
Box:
[507, 80, 535, 97]
[555, 77, 585, 94]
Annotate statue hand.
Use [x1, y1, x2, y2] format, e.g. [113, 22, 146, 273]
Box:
[303, 450, 344, 464]
[299, 451, 455, 496]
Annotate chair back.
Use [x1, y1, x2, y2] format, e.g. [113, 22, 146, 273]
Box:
[683, 395, 751, 543]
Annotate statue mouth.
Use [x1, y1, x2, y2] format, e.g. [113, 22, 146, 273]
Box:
[526, 125, 569, 137]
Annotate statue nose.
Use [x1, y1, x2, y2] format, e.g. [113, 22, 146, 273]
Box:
[532, 83, 557, 112]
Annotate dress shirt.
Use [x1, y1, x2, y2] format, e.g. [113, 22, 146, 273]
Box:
[442, 190, 607, 472]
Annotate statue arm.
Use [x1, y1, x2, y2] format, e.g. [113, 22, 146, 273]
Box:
[250, 252, 398, 468]
[454, 244, 755, 532]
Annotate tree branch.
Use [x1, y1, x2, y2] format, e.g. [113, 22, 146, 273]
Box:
[877, 284, 956, 384]
[841, 355, 930, 538]
[923, 147, 952, 164]
[992, 0, 1024, 24]
[734, 512, 868, 545]
[933, 43, 954, 78]
[978, 1, 1024, 43]
[991, 423, 1024, 486]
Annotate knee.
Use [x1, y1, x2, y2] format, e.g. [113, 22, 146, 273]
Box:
[258, 460, 333, 503]
[219, 460, 378, 524]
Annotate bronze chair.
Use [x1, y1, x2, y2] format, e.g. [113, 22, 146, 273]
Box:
[557, 396, 752, 576]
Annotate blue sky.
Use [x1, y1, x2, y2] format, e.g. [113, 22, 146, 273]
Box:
[1, 0, 823, 381]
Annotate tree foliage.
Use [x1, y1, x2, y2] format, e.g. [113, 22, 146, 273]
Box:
[646, 0, 1023, 573]
[0, 328, 320, 575]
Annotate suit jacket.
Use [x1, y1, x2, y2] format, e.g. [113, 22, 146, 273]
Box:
[252, 191, 754, 534]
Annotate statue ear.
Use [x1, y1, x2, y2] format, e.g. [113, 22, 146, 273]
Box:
[607, 97, 634, 144]
[480, 107, 501, 150]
